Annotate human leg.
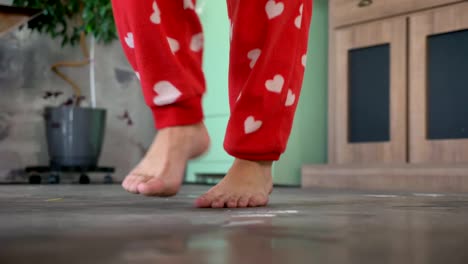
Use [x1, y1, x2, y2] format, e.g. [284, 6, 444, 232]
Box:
[196, 0, 313, 208]
[111, 0, 210, 196]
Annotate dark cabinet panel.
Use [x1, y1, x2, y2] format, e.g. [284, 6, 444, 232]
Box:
[427, 29, 468, 140]
[349, 44, 390, 143]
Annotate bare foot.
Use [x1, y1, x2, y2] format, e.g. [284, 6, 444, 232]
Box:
[195, 159, 273, 208]
[122, 122, 210, 196]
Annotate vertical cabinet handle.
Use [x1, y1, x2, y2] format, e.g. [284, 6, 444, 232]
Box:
[358, 0, 373, 8]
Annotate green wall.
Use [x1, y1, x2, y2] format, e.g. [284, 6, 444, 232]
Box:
[273, 0, 329, 185]
[186, 0, 328, 185]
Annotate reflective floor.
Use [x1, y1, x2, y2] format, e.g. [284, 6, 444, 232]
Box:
[0, 185, 467, 264]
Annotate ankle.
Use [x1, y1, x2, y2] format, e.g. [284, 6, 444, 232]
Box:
[234, 158, 273, 167]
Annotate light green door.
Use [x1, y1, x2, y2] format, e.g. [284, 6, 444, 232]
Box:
[186, 0, 233, 183]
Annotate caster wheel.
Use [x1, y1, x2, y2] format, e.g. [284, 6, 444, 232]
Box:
[103, 175, 114, 184]
[79, 174, 90, 184]
[29, 174, 42, 184]
[48, 174, 60, 184]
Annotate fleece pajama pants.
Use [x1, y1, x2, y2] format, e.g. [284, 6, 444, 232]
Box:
[111, 0, 313, 161]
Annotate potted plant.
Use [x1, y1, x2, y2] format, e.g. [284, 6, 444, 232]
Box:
[12, 0, 117, 168]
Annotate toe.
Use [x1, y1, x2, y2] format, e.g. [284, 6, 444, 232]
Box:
[211, 195, 226, 208]
[121, 175, 132, 190]
[137, 177, 170, 196]
[226, 196, 239, 208]
[248, 194, 268, 207]
[194, 195, 212, 208]
[128, 174, 146, 194]
[123, 175, 139, 193]
[195, 189, 218, 208]
[238, 196, 250, 208]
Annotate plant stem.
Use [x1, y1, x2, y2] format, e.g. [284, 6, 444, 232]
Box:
[50, 3, 90, 107]
[50, 31, 89, 106]
[90, 35, 96, 108]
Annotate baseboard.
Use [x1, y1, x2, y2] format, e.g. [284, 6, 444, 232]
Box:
[302, 163, 468, 193]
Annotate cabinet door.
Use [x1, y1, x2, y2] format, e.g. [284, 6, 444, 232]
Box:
[332, 0, 463, 28]
[409, 2, 468, 163]
[332, 17, 407, 164]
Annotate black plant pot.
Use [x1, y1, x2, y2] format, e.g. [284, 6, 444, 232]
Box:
[44, 106, 106, 168]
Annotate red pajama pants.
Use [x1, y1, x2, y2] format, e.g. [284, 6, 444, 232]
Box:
[111, 0, 313, 161]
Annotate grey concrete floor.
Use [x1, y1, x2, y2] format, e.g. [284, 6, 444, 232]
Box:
[0, 185, 467, 264]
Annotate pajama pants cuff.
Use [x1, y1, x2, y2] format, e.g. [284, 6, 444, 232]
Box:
[151, 96, 204, 129]
[224, 148, 281, 161]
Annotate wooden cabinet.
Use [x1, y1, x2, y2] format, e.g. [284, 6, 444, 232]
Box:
[304, 0, 468, 192]
[334, 17, 407, 164]
[331, 1, 468, 165]
[333, 0, 463, 28]
[409, 3, 468, 163]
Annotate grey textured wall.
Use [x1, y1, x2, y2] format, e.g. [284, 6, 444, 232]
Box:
[0, 6, 155, 182]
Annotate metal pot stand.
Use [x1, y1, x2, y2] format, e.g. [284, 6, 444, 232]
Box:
[25, 165, 115, 184]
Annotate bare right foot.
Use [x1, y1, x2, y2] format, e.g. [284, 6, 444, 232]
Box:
[122, 122, 210, 196]
[195, 159, 273, 208]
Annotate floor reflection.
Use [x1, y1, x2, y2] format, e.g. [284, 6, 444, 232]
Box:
[1, 186, 468, 264]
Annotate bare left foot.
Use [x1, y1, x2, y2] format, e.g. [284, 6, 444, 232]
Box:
[195, 159, 273, 208]
[122, 122, 210, 197]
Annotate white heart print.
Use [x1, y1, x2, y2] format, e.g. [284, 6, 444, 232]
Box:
[265, 74, 284, 94]
[153, 81, 182, 106]
[150, 1, 161, 24]
[265, 0, 284, 20]
[285, 89, 296, 107]
[295, 16, 302, 29]
[295, 4, 303, 29]
[302, 54, 307, 67]
[244, 116, 263, 134]
[184, 0, 195, 10]
[167, 37, 180, 53]
[125, 33, 134, 49]
[247, 49, 261, 69]
[190, 33, 204, 52]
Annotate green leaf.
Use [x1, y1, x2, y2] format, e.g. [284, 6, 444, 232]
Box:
[12, 0, 118, 47]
